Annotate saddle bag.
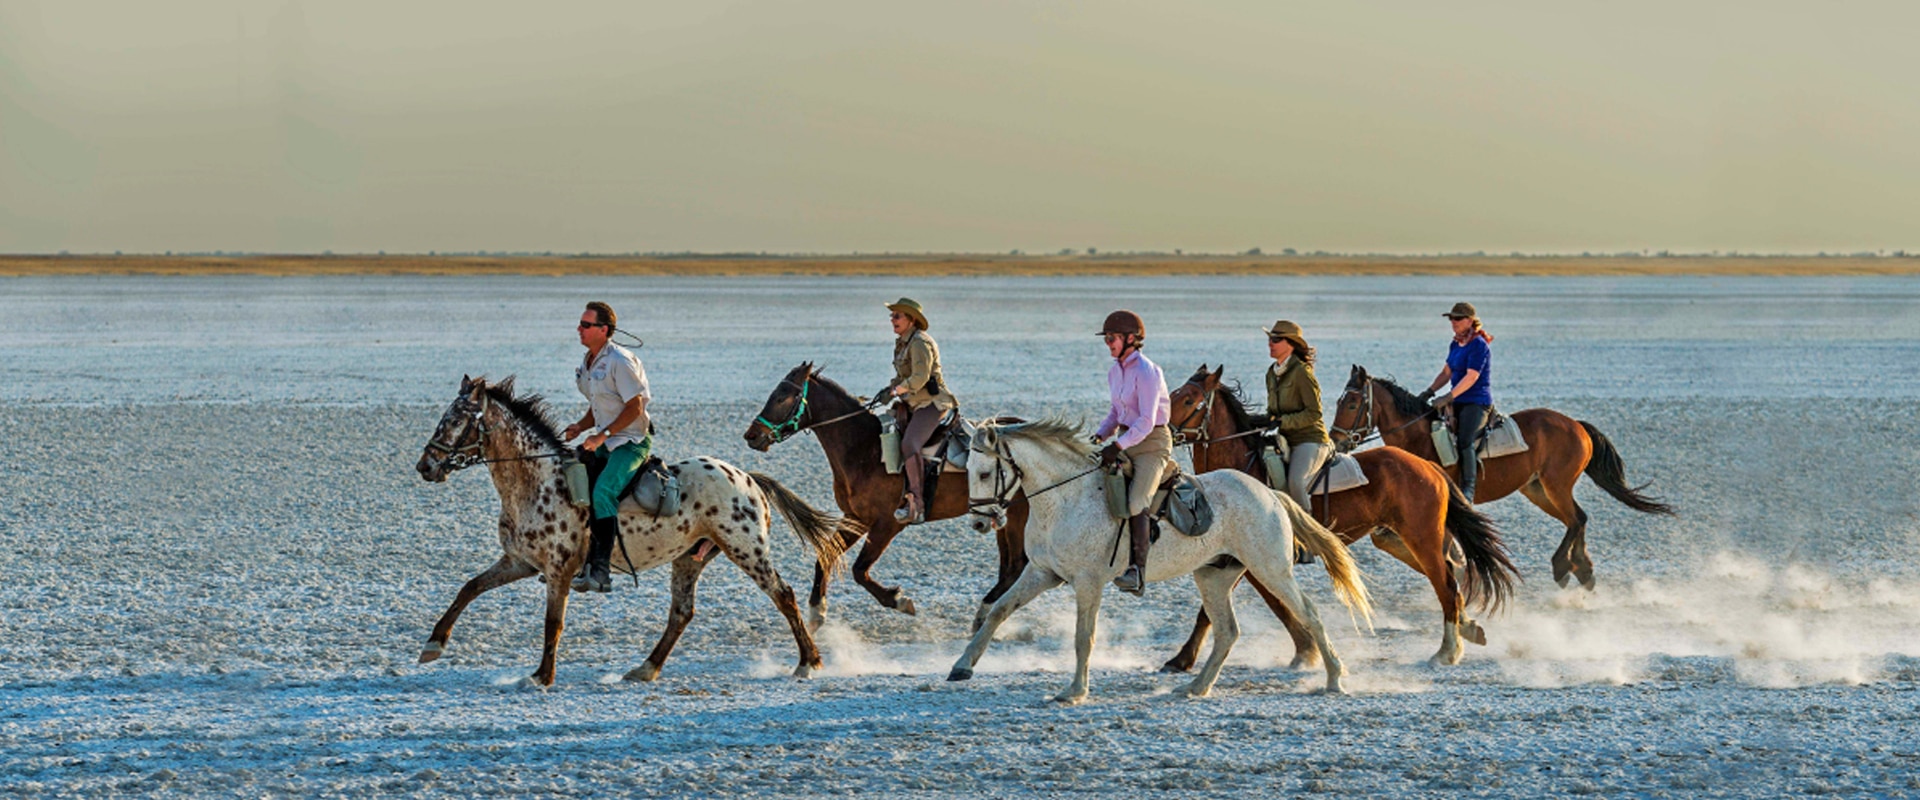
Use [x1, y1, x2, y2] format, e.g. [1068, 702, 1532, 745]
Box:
[1159, 474, 1214, 536]
[562, 457, 592, 509]
[1260, 445, 1289, 491]
[879, 414, 904, 474]
[1431, 420, 1457, 467]
[1102, 467, 1130, 519]
[628, 457, 682, 517]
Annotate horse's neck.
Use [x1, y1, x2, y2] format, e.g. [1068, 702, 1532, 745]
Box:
[1373, 385, 1433, 455]
[1005, 437, 1093, 500]
[808, 391, 884, 480]
[483, 420, 561, 516]
[1197, 391, 1256, 472]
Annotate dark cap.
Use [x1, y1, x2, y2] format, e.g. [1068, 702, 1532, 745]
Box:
[1099, 310, 1145, 337]
[1443, 302, 1478, 320]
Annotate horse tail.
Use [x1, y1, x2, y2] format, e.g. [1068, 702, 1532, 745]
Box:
[1443, 479, 1519, 613]
[749, 472, 859, 577]
[1281, 494, 1373, 629]
[1577, 421, 1676, 516]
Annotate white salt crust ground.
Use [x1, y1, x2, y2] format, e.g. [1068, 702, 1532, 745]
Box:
[3, 398, 1919, 798]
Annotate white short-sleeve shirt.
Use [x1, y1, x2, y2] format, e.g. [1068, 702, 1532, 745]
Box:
[576, 343, 651, 449]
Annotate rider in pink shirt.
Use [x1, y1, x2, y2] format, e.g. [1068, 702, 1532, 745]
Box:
[1091, 310, 1175, 597]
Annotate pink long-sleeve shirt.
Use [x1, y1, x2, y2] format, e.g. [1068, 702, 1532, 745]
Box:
[1095, 349, 1171, 450]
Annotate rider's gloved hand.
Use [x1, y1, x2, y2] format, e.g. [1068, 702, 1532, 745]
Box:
[1099, 443, 1123, 469]
[1428, 392, 1452, 410]
[1415, 389, 1435, 405]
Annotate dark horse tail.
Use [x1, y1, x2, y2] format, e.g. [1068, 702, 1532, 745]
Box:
[1443, 480, 1519, 613]
[749, 472, 862, 577]
[1577, 421, 1676, 516]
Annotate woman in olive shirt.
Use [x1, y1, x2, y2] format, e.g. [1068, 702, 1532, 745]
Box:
[884, 298, 958, 525]
[1253, 320, 1332, 511]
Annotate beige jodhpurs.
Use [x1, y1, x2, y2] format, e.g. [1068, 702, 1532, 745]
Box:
[1122, 426, 1176, 517]
[1283, 440, 1331, 512]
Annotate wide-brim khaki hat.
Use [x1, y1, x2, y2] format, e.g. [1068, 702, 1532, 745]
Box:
[1263, 319, 1307, 348]
[1443, 302, 1478, 320]
[886, 298, 929, 330]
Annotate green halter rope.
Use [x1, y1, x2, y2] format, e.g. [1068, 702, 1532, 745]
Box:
[756, 379, 812, 443]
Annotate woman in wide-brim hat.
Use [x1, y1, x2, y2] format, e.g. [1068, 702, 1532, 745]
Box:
[1420, 302, 1495, 501]
[884, 298, 957, 525]
[1255, 320, 1332, 512]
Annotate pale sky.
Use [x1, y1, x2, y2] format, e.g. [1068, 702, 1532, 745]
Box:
[3, 1, 1918, 254]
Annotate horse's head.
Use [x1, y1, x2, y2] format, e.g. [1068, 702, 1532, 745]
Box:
[1169, 364, 1223, 442]
[966, 422, 1014, 533]
[417, 375, 505, 482]
[1329, 364, 1372, 452]
[745, 362, 815, 451]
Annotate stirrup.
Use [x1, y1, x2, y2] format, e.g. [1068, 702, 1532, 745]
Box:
[893, 494, 924, 525]
[1112, 565, 1145, 596]
[571, 562, 612, 593]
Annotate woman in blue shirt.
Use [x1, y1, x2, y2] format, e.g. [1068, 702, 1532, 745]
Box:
[1419, 302, 1494, 501]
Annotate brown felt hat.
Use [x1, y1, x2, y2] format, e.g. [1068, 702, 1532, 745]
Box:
[1262, 319, 1307, 348]
[1443, 302, 1478, 320]
[886, 297, 929, 330]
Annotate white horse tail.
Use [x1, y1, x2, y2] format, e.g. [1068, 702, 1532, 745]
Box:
[1282, 494, 1374, 629]
[749, 472, 859, 578]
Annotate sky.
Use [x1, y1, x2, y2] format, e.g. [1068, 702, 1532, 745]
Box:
[3, 1, 1918, 255]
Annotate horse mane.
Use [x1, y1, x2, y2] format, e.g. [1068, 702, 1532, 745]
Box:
[483, 377, 568, 453]
[1371, 374, 1434, 421]
[992, 417, 1094, 458]
[1212, 377, 1258, 432]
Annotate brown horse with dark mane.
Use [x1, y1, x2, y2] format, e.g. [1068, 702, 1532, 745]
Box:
[745, 363, 1030, 629]
[1162, 365, 1518, 668]
[1331, 364, 1675, 590]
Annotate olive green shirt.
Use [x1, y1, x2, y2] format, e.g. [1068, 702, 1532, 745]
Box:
[890, 329, 958, 411]
[1266, 357, 1330, 447]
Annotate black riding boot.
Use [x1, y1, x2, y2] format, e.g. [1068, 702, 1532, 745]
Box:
[1112, 513, 1151, 596]
[572, 515, 619, 593]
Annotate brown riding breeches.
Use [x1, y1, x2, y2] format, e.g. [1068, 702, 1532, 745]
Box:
[900, 404, 943, 501]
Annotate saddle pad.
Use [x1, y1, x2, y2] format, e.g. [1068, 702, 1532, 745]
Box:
[1477, 414, 1529, 459]
[1312, 453, 1370, 495]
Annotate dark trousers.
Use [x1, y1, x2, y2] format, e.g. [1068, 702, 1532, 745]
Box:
[1453, 402, 1488, 496]
[899, 404, 943, 505]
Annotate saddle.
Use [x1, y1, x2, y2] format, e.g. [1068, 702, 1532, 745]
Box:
[580, 451, 683, 516]
[1306, 452, 1370, 496]
[888, 406, 975, 474]
[1475, 410, 1529, 459]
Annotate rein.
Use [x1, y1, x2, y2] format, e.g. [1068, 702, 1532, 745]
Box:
[1172, 381, 1272, 449]
[967, 437, 1103, 519]
[1331, 376, 1431, 451]
[756, 376, 883, 445]
[424, 391, 571, 472]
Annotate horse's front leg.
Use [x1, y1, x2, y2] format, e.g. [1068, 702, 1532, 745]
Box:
[529, 574, 572, 687]
[421, 555, 537, 663]
[1055, 578, 1106, 705]
[949, 565, 1062, 681]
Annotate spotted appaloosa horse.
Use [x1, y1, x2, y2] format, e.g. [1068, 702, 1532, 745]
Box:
[415, 376, 859, 687]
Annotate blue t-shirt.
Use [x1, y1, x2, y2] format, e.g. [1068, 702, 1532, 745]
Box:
[1446, 336, 1492, 406]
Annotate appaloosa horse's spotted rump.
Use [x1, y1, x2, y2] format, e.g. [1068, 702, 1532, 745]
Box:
[415, 376, 861, 687]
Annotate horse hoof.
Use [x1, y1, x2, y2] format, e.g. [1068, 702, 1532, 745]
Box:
[947, 667, 973, 682]
[1427, 652, 1463, 667]
[1287, 655, 1322, 671]
[1462, 622, 1488, 647]
[792, 663, 815, 680]
[1554, 572, 1572, 588]
[418, 642, 445, 664]
[1323, 680, 1348, 696]
[1579, 573, 1597, 591]
[1182, 684, 1213, 699]
[1051, 692, 1087, 706]
[1159, 661, 1192, 675]
[623, 663, 662, 683]
[516, 675, 551, 691]
[895, 597, 918, 617]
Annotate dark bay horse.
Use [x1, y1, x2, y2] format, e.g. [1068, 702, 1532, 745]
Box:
[1163, 366, 1518, 668]
[745, 363, 1030, 630]
[1331, 365, 1675, 590]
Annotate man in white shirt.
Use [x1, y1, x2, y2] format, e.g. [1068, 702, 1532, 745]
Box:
[563, 301, 651, 593]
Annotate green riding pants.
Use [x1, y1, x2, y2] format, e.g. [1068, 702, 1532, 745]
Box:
[591, 437, 652, 520]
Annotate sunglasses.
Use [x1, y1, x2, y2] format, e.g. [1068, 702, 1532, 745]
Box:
[889, 313, 906, 320]
[1268, 335, 1289, 344]
[578, 321, 607, 330]
[1103, 333, 1128, 342]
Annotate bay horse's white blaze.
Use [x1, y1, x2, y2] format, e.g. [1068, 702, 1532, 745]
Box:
[947, 419, 1372, 703]
[415, 376, 854, 687]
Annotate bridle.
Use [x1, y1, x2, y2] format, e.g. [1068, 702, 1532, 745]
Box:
[1170, 382, 1218, 446]
[754, 374, 884, 446]
[966, 432, 1103, 529]
[423, 391, 494, 471]
[1330, 375, 1430, 452]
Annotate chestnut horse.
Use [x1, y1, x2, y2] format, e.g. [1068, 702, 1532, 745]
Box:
[1330, 365, 1674, 590]
[1162, 366, 1518, 668]
[745, 363, 1030, 630]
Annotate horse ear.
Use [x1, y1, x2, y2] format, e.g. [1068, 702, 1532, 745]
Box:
[467, 378, 486, 402]
[1211, 365, 1224, 380]
[495, 375, 516, 398]
[460, 374, 472, 391]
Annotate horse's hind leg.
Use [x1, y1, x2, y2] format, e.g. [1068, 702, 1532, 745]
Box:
[1374, 525, 1469, 665]
[1242, 557, 1346, 694]
[1185, 565, 1244, 698]
[720, 531, 822, 678]
[1164, 574, 1320, 673]
[626, 553, 712, 682]
[1521, 476, 1592, 590]
[422, 555, 537, 663]
[1055, 578, 1106, 705]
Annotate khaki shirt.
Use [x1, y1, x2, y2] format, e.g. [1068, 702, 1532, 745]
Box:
[576, 342, 651, 449]
[889, 329, 957, 411]
[1266, 357, 1330, 447]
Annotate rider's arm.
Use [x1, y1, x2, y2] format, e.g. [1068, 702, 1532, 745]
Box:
[1449, 369, 1481, 398]
[564, 409, 595, 438]
[602, 395, 647, 434]
[1426, 365, 1452, 394]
